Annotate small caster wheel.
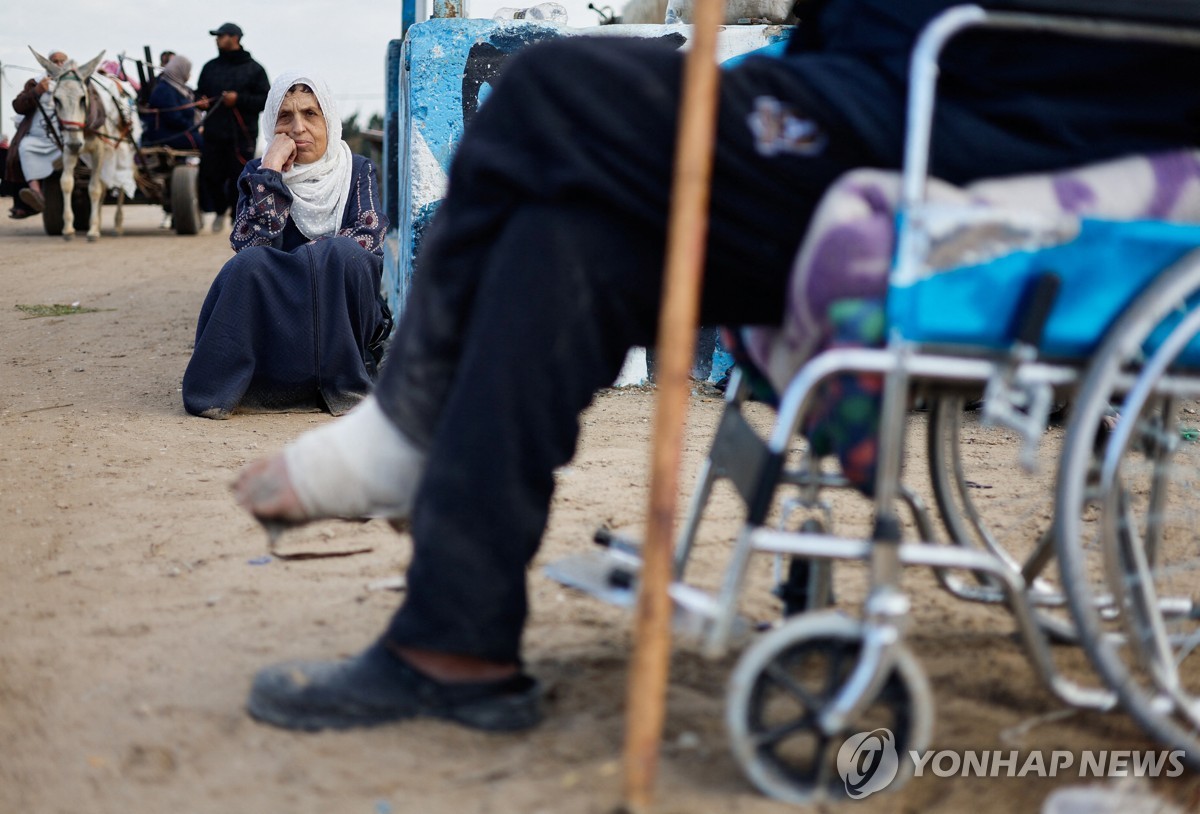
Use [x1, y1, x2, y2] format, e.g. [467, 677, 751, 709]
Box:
[726, 611, 932, 803]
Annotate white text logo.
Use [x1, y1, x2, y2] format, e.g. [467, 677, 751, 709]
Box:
[909, 749, 1185, 779]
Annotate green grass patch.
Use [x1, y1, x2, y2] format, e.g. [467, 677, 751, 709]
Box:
[15, 303, 107, 318]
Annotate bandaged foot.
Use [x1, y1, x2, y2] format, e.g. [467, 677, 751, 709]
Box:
[234, 396, 426, 524]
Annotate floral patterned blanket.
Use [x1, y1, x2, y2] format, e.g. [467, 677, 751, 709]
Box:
[734, 150, 1200, 492]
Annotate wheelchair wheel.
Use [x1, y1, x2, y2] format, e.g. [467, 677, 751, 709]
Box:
[726, 611, 932, 803]
[1056, 248, 1200, 767]
[927, 394, 1076, 641]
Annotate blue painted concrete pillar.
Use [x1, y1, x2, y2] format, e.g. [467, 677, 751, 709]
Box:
[380, 17, 790, 384]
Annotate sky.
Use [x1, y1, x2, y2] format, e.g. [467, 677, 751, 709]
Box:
[1, 0, 628, 138]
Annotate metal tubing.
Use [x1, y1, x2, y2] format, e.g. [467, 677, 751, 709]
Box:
[745, 528, 1117, 710]
[1102, 304, 1200, 486]
[818, 598, 906, 734]
[900, 5, 989, 212]
[768, 345, 1079, 455]
[673, 457, 717, 580]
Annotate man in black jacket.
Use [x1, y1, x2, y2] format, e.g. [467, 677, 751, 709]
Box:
[196, 23, 269, 233]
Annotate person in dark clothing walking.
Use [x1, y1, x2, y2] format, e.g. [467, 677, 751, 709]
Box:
[195, 22, 269, 233]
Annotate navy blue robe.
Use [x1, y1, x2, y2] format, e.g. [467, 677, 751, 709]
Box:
[181, 154, 392, 418]
[141, 81, 203, 151]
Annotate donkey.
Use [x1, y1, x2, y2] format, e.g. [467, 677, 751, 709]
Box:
[31, 48, 142, 241]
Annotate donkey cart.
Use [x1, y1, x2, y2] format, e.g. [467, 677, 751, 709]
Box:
[41, 145, 202, 237]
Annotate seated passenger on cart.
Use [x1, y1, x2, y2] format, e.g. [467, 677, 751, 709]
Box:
[7, 49, 68, 218]
[181, 70, 392, 420]
[140, 55, 203, 152]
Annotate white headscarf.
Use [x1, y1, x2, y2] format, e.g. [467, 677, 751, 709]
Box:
[263, 71, 353, 239]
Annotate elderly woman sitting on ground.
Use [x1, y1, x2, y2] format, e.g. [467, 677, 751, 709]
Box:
[182, 71, 392, 419]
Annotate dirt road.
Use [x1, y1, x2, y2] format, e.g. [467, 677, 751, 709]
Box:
[1, 205, 1196, 813]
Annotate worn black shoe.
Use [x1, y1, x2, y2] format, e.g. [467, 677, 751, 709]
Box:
[246, 642, 542, 732]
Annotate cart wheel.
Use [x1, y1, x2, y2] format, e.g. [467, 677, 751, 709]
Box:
[170, 164, 201, 235]
[727, 611, 932, 804]
[41, 177, 63, 236]
[40, 174, 91, 237]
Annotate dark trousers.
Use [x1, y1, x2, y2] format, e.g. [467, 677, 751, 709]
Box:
[199, 135, 251, 216]
[374, 37, 879, 662]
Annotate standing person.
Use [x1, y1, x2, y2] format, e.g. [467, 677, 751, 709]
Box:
[195, 22, 269, 233]
[181, 71, 392, 420]
[6, 50, 68, 218]
[232, 0, 1200, 732]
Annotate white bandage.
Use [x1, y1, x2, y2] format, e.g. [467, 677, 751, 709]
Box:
[283, 396, 426, 520]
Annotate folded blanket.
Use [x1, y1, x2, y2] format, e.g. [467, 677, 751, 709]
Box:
[733, 149, 1200, 493]
[742, 150, 1200, 396]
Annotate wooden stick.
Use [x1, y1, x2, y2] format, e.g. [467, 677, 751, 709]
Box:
[620, 0, 725, 810]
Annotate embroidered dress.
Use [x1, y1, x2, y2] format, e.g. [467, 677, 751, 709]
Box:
[181, 154, 392, 418]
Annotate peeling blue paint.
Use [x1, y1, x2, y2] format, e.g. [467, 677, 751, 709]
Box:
[382, 20, 791, 322]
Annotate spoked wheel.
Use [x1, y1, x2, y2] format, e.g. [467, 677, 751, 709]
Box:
[727, 611, 932, 803]
[1057, 248, 1200, 767]
[927, 394, 1077, 642]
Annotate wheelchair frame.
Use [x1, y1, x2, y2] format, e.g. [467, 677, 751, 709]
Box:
[547, 3, 1200, 803]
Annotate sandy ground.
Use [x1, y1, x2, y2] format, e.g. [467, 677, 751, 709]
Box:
[2, 204, 1199, 814]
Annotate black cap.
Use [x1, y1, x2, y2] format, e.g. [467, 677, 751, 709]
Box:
[209, 22, 243, 38]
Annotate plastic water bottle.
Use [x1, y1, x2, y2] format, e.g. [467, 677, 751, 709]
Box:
[492, 2, 568, 22]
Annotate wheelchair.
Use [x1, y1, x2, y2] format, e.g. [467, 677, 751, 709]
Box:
[548, 2, 1200, 803]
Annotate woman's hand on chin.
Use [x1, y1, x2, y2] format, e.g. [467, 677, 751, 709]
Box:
[262, 134, 298, 173]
